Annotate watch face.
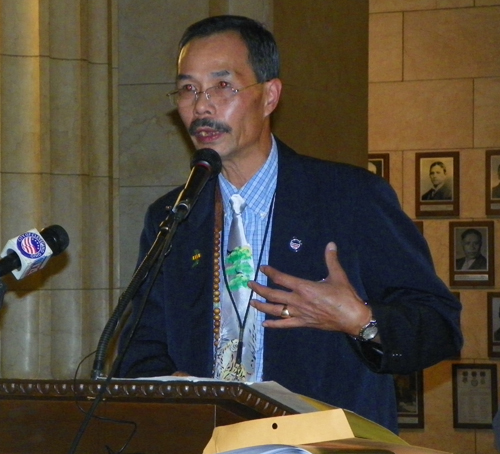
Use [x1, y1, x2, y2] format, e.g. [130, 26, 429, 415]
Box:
[361, 321, 378, 341]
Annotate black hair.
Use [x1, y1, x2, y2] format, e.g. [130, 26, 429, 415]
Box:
[179, 15, 280, 82]
[429, 161, 447, 174]
[461, 228, 482, 242]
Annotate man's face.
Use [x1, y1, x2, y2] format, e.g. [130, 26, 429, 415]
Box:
[429, 165, 446, 187]
[175, 32, 276, 163]
[462, 233, 482, 259]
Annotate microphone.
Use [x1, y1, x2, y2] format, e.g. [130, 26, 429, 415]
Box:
[172, 148, 222, 221]
[0, 225, 70, 280]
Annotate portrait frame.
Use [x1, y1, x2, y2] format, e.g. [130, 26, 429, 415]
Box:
[394, 370, 424, 429]
[452, 363, 498, 429]
[368, 153, 390, 182]
[486, 149, 500, 216]
[415, 151, 459, 217]
[449, 221, 494, 287]
[487, 293, 500, 358]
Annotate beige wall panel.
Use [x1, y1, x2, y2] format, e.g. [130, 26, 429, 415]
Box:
[79, 288, 115, 378]
[370, 0, 473, 13]
[119, 85, 192, 187]
[474, 77, 500, 148]
[48, 0, 83, 59]
[50, 289, 83, 378]
[1, 174, 44, 236]
[369, 80, 473, 151]
[0, 292, 41, 378]
[369, 13, 403, 82]
[119, 185, 172, 284]
[476, 0, 500, 5]
[49, 59, 87, 175]
[85, 177, 112, 289]
[404, 8, 500, 80]
[459, 149, 487, 219]
[1, 56, 42, 173]
[0, 1, 40, 55]
[111, 178, 120, 290]
[82, 288, 114, 351]
[476, 431, 497, 454]
[273, 0, 368, 166]
[38, 290, 52, 378]
[87, 0, 111, 63]
[274, 84, 364, 164]
[400, 151, 416, 217]
[209, 0, 272, 25]
[118, 0, 209, 85]
[459, 290, 487, 359]
[387, 150, 403, 205]
[88, 64, 111, 177]
[421, 219, 449, 283]
[48, 175, 86, 290]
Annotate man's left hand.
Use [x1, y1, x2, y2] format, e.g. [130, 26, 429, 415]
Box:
[248, 242, 372, 337]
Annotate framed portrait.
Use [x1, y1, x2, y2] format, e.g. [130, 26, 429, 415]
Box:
[488, 293, 500, 358]
[394, 371, 424, 429]
[452, 363, 498, 429]
[486, 149, 500, 216]
[368, 153, 390, 182]
[415, 152, 459, 217]
[449, 221, 494, 287]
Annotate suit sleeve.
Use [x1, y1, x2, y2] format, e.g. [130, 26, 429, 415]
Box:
[346, 173, 463, 374]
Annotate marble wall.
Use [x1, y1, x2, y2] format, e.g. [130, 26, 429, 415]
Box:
[369, 1, 500, 453]
[0, 0, 118, 379]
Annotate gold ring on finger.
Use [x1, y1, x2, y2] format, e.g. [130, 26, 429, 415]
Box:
[280, 304, 291, 318]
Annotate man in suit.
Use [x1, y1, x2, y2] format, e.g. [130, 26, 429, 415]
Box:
[117, 15, 462, 434]
[455, 228, 487, 271]
[421, 161, 453, 200]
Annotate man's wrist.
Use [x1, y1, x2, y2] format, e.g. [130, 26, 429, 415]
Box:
[352, 303, 378, 342]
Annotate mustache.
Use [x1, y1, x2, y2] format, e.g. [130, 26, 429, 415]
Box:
[188, 118, 232, 136]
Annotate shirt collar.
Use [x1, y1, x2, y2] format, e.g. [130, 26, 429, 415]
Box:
[219, 136, 278, 218]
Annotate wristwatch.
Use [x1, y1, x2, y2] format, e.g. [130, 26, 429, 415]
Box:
[357, 319, 378, 342]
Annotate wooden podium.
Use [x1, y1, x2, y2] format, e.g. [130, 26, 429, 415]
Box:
[0, 378, 297, 454]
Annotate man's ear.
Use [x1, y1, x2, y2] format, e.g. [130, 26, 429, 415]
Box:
[264, 78, 282, 116]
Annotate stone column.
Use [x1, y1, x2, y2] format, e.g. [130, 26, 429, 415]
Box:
[0, 0, 118, 379]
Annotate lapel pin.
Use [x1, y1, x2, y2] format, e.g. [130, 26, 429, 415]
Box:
[192, 249, 202, 267]
[289, 237, 302, 252]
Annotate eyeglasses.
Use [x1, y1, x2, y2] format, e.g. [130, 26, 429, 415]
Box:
[167, 81, 262, 107]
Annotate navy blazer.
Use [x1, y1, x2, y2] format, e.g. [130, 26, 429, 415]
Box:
[117, 139, 462, 433]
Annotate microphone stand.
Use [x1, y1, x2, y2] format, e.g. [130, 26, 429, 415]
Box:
[91, 207, 185, 379]
[67, 209, 184, 454]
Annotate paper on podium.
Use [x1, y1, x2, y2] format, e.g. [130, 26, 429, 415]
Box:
[204, 408, 399, 454]
[203, 408, 451, 454]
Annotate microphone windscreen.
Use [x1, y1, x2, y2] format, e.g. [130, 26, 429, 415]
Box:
[40, 225, 70, 256]
[191, 148, 222, 176]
